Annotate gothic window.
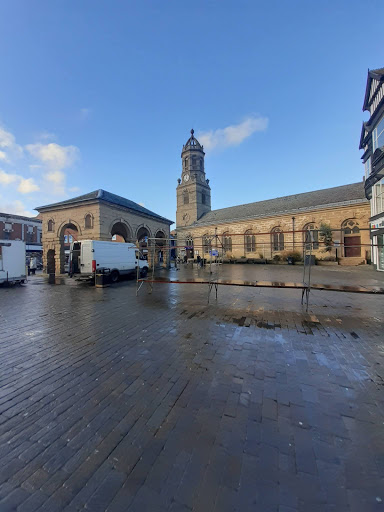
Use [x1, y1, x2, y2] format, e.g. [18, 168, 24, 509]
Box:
[202, 234, 212, 254]
[47, 219, 54, 232]
[223, 232, 232, 253]
[244, 229, 256, 253]
[303, 223, 319, 250]
[184, 157, 188, 169]
[271, 227, 284, 251]
[85, 214, 93, 229]
[342, 219, 360, 235]
[202, 193, 206, 205]
[183, 191, 189, 205]
[185, 235, 193, 249]
[192, 156, 197, 167]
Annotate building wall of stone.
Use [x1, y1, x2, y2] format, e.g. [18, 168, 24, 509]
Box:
[40, 201, 171, 274]
[176, 202, 371, 262]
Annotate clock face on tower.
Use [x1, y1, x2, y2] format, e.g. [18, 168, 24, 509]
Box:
[183, 173, 190, 182]
[200, 174, 205, 183]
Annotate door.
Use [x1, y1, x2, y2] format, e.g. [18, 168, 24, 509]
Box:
[344, 236, 361, 257]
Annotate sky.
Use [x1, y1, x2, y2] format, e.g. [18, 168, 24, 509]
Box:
[0, 0, 383, 226]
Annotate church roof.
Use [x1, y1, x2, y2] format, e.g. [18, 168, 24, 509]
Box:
[191, 182, 367, 227]
[36, 189, 173, 224]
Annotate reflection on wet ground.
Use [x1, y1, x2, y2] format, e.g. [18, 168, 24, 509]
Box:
[0, 265, 383, 511]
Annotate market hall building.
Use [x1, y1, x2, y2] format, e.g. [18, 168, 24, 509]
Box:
[36, 190, 172, 275]
[176, 130, 370, 264]
[360, 67, 384, 271]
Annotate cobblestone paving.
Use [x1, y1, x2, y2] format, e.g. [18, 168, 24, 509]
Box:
[0, 266, 383, 511]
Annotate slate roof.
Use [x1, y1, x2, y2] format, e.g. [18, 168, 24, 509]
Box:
[0, 212, 42, 223]
[191, 182, 367, 227]
[36, 189, 173, 224]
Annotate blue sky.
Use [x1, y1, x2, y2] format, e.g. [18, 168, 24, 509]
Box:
[0, 1, 383, 225]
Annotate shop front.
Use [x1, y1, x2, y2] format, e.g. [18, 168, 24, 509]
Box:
[371, 218, 384, 271]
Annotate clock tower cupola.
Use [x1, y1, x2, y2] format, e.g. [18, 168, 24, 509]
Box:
[176, 129, 211, 227]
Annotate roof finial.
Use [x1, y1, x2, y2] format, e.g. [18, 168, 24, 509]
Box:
[190, 128, 194, 136]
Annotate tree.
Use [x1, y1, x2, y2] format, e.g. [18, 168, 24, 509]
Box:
[319, 222, 333, 252]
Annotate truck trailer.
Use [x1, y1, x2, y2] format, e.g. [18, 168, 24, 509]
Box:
[0, 240, 27, 285]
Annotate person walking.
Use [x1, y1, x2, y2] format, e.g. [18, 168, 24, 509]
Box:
[29, 257, 37, 275]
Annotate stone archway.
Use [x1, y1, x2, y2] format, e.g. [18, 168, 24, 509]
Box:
[137, 226, 151, 260]
[58, 222, 80, 274]
[155, 230, 166, 266]
[110, 221, 132, 243]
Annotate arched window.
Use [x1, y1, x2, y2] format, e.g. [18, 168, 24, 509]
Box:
[244, 229, 256, 253]
[185, 235, 194, 258]
[271, 227, 284, 251]
[202, 234, 212, 254]
[303, 223, 319, 250]
[200, 158, 204, 170]
[85, 214, 93, 229]
[47, 219, 54, 232]
[185, 235, 193, 248]
[222, 231, 232, 253]
[192, 155, 197, 168]
[184, 157, 188, 169]
[183, 190, 189, 205]
[342, 219, 360, 235]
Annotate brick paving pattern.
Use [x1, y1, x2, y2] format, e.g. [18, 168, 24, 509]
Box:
[0, 265, 383, 511]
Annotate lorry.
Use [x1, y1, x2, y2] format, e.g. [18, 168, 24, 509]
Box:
[69, 240, 149, 282]
[0, 240, 27, 285]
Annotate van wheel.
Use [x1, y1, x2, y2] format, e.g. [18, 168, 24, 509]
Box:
[140, 267, 148, 278]
[110, 270, 119, 283]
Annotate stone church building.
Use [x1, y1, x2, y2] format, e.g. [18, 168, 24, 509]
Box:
[176, 130, 371, 264]
[37, 190, 172, 274]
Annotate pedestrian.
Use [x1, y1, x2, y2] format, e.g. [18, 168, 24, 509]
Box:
[196, 254, 201, 268]
[184, 254, 187, 264]
[29, 257, 37, 275]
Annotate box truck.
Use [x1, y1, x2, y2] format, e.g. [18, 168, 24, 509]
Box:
[69, 240, 149, 282]
[0, 240, 27, 285]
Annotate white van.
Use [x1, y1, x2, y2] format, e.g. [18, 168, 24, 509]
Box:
[69, 240, 149, 282]
[0, 240, 27, 285]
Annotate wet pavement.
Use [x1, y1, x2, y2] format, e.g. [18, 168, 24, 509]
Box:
[0, 265, 383, 511]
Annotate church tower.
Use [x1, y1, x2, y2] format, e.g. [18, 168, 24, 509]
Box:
[176, 129, 211, 227]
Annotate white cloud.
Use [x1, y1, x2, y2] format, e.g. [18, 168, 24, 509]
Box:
[26, 143, 79, 171]
[0, 169, 20, 185]
[0, 199, 34, 217]
[0, 150, 8, 161]
[0, 170, 39, 195]
[18, 178, 40, 194]
[0, 126, 23, 158]
[38, 131, 56, 141]
[26, 142, 79, 195]
[69, 186, 80, 193]
[198, 116, 268, 151]
[0, 126, 16, 149]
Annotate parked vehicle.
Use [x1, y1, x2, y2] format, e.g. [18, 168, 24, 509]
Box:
[69, 240, 149, 282]
[0, 240, 27, 285]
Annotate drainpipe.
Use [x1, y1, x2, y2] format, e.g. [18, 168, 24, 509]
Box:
[292, 216, 295, 250]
